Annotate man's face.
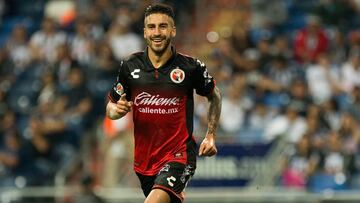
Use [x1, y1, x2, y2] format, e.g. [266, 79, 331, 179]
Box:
[144, 13, 176, 55]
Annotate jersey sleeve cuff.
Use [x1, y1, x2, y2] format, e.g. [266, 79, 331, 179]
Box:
[209, 79, 216, 96]
[107, 93, 117, 103]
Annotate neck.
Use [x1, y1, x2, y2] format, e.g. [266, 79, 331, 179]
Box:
[148, 45, 172, 69]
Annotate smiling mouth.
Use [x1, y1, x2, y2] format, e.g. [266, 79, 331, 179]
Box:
[152, 38, 163, 43]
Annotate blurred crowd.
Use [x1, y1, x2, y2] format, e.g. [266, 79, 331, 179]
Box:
[192, 0, 360, 192]
[0, 0, 359, 194]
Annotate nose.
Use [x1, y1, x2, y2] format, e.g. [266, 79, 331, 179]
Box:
[154, 26, 161, 35]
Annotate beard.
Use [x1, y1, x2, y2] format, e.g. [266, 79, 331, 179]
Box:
[146, 36, 172, 56]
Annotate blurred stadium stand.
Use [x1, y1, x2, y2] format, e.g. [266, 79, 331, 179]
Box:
[0, 0, 359, 202]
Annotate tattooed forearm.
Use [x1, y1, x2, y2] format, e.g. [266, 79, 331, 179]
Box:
[206, 86, 222, 135]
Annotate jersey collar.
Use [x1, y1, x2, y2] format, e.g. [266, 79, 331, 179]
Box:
[143, 46, 177, 72]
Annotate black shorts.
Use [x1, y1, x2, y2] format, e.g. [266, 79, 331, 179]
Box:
[136, 162, 195, 203]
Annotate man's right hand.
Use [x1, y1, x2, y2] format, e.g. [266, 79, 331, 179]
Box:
[106, 94, 133, 119]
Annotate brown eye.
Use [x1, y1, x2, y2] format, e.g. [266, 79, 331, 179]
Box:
[147, 24, 155, 29]
[160, 24, 168, 29]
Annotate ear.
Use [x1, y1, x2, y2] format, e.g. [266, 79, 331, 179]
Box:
[143, 27, 146, 39]
[171, 26, 176, 38]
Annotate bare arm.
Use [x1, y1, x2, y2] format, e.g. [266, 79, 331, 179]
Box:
[206, 86, 222, 135]
[199, 86, 222, 156]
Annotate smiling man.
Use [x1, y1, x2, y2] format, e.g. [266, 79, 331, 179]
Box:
[106, 3, 222, 203]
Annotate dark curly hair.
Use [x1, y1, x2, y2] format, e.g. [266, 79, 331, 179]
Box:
[144, 3, 175, 20]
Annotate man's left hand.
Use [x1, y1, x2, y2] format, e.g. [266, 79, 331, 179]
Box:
[198, 134, 217, 156]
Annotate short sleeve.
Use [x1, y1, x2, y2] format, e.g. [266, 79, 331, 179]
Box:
[193, 59, 215, 96]
[108, 61, 130, 102]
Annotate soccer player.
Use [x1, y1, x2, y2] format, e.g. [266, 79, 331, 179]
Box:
[106, 3, 222, 203]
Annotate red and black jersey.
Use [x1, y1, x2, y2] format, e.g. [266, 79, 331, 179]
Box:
[108, 47, 215, 176]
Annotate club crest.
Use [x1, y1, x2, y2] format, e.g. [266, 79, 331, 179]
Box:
[170, 68, 185, 83]
[115, 83, 124, 95]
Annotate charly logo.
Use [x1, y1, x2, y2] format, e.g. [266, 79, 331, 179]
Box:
[134, 92, 180, 106]
[131, 69, 140, 79]
[114, 83, 124, 95]
[167, 176, 176, 187]
[170, 68, 185, 83]
[203, 68, 213, 85]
